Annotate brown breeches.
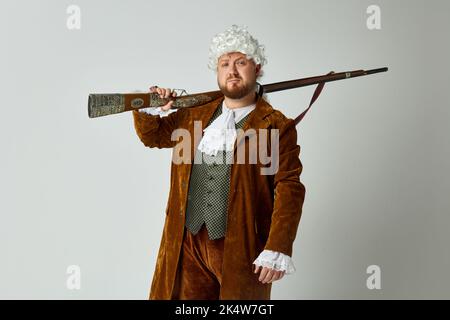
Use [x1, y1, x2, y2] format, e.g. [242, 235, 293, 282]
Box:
[172, 224, 225, 300]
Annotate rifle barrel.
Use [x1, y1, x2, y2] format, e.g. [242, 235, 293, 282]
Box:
[262, 67, 388, 93]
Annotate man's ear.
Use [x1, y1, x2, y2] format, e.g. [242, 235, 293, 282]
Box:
[255, 64, 261, 77]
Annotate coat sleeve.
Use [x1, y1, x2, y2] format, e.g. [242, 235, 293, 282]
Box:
[264, 119, 306, 257]
[132, 109, 186, 149]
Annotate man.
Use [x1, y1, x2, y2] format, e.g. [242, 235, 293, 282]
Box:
[132, 25, 306, 299]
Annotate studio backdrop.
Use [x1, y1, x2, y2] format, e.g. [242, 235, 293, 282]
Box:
[1, 0, 449, 299]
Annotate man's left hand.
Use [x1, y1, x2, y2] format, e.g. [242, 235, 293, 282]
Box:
[253, 265, 286, 284]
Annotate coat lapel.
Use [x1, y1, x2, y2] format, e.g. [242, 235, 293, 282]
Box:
[234, 95, 274, 152]
[186, 97, 223, 163]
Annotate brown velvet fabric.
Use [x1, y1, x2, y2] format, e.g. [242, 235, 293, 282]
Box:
[172, 225, 225, 300]
[132, 95, 306, 300]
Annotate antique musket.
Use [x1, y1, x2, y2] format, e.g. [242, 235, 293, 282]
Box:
[87, 67, 388, 119]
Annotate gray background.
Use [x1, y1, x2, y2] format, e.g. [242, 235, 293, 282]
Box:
[1, 0, 449, 299]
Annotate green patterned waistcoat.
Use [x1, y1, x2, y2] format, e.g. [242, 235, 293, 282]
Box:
[185, 103, 252, 240]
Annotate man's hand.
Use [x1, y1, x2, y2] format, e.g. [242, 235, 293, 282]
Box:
[253, 265, 286, 284]
[150, 85, 177, 111]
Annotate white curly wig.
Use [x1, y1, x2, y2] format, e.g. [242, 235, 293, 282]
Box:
[208, 25, 267, 77]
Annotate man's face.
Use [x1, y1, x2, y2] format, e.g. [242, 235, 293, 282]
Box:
[217, 52, 261, 99]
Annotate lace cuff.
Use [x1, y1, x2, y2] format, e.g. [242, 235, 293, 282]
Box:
[138, 107, 176, 117]
[253, 250, 296, 274]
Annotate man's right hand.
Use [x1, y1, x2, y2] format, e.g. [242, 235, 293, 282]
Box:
[150, 86, 177, 111]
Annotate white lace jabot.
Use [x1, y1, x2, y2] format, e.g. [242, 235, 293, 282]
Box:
[197, 101, 255, 156]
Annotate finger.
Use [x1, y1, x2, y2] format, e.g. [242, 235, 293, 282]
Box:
[172, 90, 177, 97]
[268, 271, 279, 283]
[149, 85, 158, 92]
[158, 88, 166, 98]
[274, 271, 285, 282]
[161, 100, 173, 111]
[164, 89, 171, 99]
[254, 265, 260, 274]
[262, 268, 275, 284]
[269, 271, 282, 283]
[258, 267, 269, 282]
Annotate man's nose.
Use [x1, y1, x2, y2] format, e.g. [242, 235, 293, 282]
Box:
[229, 64, 239, 76]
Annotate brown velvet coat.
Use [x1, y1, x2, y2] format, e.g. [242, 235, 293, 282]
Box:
[132, 95, 306, 300]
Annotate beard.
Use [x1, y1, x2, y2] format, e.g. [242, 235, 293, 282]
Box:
[218, 78, 255, 99]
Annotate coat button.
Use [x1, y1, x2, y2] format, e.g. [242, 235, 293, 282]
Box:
[180, 209, 183, 216]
